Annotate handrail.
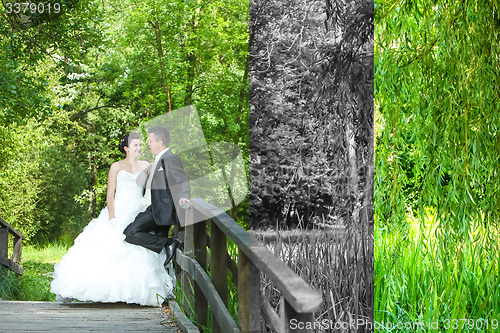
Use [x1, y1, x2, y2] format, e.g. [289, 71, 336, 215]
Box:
[249, 238, 322, 314]
[175, 250, 240, 332]
[174, 198, 322, 333]
[0, 217, 25, 275]
[183, 198, 250, 256]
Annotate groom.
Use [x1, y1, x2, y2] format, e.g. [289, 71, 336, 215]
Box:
[124, 126, 190, 267]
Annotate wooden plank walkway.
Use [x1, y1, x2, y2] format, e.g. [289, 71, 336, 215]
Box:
[0, 300, 180, 332]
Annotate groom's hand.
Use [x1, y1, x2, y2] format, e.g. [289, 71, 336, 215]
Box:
[179, 198, 189, 206]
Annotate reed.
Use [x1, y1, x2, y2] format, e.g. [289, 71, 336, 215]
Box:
[253, 216, 373, 332]
[375, 210, 500, 332]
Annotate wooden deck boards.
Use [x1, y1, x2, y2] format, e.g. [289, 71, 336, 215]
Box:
[0, 300, 179, 332]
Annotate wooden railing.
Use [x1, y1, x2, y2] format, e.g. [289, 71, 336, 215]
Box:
[0, 217, 24, 275]
[173, 198, 322, 332]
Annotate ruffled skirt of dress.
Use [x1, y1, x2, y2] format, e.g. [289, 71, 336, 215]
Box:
[50, 207, 174, 307]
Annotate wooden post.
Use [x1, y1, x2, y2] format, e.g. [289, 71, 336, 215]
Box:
[282, 298, 315, 333]
[0, 227, 8, 261]
[173, 224, 183, 279]
[11, 236, 22, 263]
[238, 250, 249, 332]
[182, 207, 195, 318]
[193, 219, 207, 327]
[210, 220, 227, 333]
[239, 250, 262, 333]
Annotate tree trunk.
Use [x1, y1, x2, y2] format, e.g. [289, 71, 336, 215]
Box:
[92, 148, 97, 218]
[185, 52, 196, 106]
[150, 4, 171, 112]
[233, 55, 249, 144]
[184, 1, 201, 106]
[346, 103, 359, 227]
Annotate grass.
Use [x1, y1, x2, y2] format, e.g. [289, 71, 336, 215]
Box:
[173, 238, 239, 333]
[0, 243, 69, 301]
[375, 210, 500, 332]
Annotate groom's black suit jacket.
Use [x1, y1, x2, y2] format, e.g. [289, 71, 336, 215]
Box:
[140, 150, 190, 226]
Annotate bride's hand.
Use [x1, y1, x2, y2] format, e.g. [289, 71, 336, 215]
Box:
[143, 164, 152, 173]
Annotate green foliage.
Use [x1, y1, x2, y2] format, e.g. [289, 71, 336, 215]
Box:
[0, 119, 89, 241]
[375, 0, 500, 327]
[0, 0, 249, 242]
[0, 243, 68, 301]
[173, 274, 198, 324]
[226, 238, 239, 323]
[375, 0, 500, 230]
[0, 0, 102, 123]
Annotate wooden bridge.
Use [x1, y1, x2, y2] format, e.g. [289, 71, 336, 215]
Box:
[0, 300, 179, 332]
[172, 198, 323, 332]
[0, 199, 323, 332]
[0, 217, 24, 275]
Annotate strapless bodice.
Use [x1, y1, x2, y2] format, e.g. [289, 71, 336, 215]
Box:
[114, 170, 144, 219]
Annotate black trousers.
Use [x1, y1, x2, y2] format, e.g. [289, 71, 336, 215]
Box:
[123, 206, 173, 253]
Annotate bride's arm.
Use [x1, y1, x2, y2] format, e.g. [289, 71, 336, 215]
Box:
[142, 162, 152, 173]
[107, 162, 120, 220]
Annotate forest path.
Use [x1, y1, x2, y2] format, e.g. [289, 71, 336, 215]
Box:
[0, 300, 179, 332]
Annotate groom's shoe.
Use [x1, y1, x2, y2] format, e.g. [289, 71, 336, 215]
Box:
[164, 237, 182, 267]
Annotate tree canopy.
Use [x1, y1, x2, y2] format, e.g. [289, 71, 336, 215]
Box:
[375, 0, 500, 325]
[250, 0, 373, 230]
[375, 0, 500, 231]
[0, 0, 249, 242]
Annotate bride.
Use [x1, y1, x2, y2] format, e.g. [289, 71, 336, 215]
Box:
[51, 133, 174, 307]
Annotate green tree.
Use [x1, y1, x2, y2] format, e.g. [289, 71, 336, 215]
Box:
[0, 0, 249, 241]
[0, 116, 89, 242]
[375, 0, 500, 232]
[0, 0, 102, 123]
[375, 0, 500, 325]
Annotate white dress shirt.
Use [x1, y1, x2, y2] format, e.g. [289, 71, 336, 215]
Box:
[144, 148, 169, 205]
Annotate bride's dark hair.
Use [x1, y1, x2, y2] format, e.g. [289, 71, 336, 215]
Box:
[118, 133, 141, 154]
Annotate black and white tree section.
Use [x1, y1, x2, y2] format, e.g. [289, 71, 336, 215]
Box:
[250, 0, 373, 231]
[250, 0, 374, 331]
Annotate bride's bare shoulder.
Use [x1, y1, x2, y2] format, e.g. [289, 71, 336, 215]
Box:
[110, 160, 126, 172]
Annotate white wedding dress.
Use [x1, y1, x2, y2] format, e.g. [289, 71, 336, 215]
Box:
[51, 170, 174, 307]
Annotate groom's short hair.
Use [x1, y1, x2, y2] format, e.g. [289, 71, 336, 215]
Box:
[149, 126, 170, 147]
